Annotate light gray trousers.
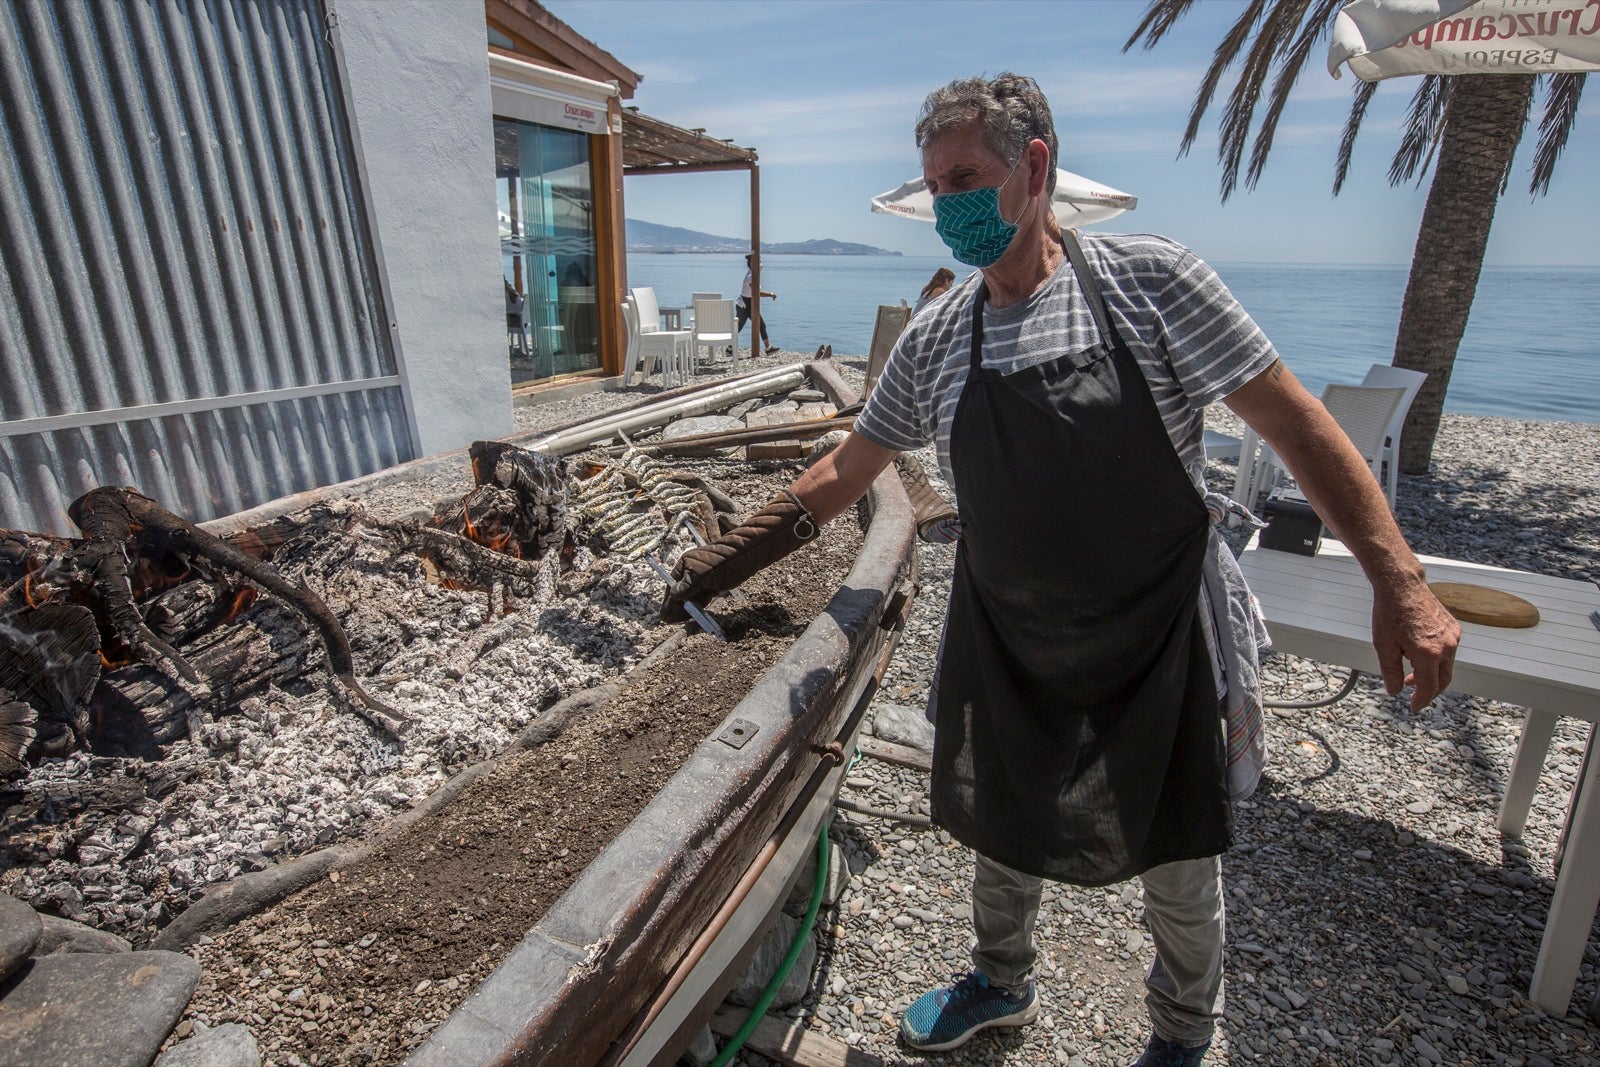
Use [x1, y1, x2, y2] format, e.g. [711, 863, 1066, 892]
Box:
[971, 852, 1225, 1047]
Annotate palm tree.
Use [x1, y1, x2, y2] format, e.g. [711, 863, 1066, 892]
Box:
[1126, 2, 1585, 472]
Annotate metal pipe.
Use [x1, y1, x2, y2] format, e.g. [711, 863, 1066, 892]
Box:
[525, 365, 806, 456]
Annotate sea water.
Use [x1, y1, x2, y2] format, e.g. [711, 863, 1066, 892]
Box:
[628, 253, 1599, 425]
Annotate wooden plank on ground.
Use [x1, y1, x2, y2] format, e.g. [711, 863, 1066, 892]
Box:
[858, 736, 931, 773]
[710, 1006, 888, 1067]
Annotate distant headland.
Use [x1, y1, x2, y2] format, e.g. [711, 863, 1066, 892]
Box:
[627, 218, 900, 256]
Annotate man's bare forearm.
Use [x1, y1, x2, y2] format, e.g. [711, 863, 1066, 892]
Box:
[1227, 362, 1417, 587]
[789, 432, 898, 525]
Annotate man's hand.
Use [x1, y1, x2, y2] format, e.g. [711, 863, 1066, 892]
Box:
[1371, 581, 1461, 710]
[661, 491, 818, 622]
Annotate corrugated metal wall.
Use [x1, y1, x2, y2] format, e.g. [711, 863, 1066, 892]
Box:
[0, 0, 413, 536]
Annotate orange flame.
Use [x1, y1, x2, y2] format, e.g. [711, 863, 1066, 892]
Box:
[222, 587, 258, 624]
[22, 573, 51, 608]
[99, 648, 135, 670]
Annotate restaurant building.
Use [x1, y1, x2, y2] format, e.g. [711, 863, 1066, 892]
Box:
[0, 0, 755, 536]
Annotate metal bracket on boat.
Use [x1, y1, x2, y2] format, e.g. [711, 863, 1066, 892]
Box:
[717, 718, 759, 750]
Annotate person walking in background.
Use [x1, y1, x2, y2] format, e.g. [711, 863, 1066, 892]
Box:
[664, 73, 1457, 1066]
[913, 266, 956, 316]
[737, 253, 780, 355]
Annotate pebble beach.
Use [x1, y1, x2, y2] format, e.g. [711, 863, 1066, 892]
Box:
[517, 348, 1600, 1067]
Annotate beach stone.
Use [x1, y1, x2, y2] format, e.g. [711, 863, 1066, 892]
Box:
[154, 1022, 261, 1067]
[871, 703, 934, 751]
[660, 415, 743, 453]
[783, 840, 851, 917]
[0, 894, 41, 982]
[0, 950, 200, 1067]
[725, 913, 816, 1010]
[747, 400, 799, 421]
[681, 1023, 717, 1067]
[35, 913, 132, 957]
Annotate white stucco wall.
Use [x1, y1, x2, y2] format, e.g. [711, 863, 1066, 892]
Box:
[330, 0, 513, 456]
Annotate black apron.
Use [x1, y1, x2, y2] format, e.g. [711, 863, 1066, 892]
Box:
[929, 232, 1230, 886]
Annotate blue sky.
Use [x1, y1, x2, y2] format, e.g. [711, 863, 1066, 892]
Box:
[548, 0, 1599, 266]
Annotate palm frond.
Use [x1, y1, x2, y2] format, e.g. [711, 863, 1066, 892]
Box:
[1123, 0, 1206, 51]
[1530, 72, 1585, 196]
[1175, 0, 1270, 158]
[1245, 0, 1349, 191]
[1216, 0, 1314, 200]
[1332, 80, 1377, 195]
[1388, 76, 1448, 188]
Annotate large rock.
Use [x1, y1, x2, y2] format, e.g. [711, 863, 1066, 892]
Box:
[0, 951, 200, 1067]
[660, 415, 743, 455]
[871, 702, 935, 751]
[36, 913, 132, 957]
[155, 1022, 261, 1067]
[782, 838, 851, 918]
[724, 912, 815, 1011]
[680, 1023, 718, 1067]
[0, 894, 41, 983]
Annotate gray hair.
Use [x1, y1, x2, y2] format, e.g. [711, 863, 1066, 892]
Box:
[915, 74, 1058, 196]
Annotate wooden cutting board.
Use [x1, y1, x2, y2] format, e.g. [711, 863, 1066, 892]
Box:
[1429, 581, 1540, 628]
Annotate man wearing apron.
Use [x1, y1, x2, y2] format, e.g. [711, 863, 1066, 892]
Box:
[665, 75, 1458, 1066]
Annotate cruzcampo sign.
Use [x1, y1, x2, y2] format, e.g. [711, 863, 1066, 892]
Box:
[1328, 0, 1600, 81]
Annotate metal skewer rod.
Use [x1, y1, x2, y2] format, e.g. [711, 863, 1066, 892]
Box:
[644, 555, 726, 642]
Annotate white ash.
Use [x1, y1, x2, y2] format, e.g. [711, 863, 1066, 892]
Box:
[1, 455, 691, 942]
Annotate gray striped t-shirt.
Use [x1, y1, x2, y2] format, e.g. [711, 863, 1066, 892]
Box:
[855, 232, 1279, 493]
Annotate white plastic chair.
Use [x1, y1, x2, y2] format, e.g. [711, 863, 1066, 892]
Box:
[1232, 383, 1408, 510]
[628, 287, 692, 385]
[619, 297, 655, 387]
[691, 298, 738, 373]
[1359, 364, 1427, 505]
[682, 292, 720, 330]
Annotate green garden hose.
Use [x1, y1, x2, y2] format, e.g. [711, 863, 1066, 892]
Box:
[710, 820, 831, 1067]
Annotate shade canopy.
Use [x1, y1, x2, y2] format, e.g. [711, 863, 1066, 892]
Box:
[1329, 0, 1600, 81]
[870, 167, 1137, 227]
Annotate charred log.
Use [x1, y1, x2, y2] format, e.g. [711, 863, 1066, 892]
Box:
[0, 692, 36, 779]
[67, 488, 202, 684]
[66, 488, 409, 743]
[355, 511, 555, 602]
[0, 603, 102, 766]
[92, 600, 317, 754]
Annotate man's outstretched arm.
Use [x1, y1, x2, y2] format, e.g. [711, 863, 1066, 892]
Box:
[662, 433, 898, 620]
[1225, 360, 1460, 709]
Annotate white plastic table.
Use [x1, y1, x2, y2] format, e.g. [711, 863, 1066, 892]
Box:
[1239, 537, 1600, 1014]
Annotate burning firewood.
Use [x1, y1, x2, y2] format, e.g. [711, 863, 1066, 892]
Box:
[467, 440, 571, 561]
[352, 508, 558, 605]
[0, 488, 412, 774]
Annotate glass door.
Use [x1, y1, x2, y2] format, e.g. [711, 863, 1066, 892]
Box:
[495, 119, 599, 384]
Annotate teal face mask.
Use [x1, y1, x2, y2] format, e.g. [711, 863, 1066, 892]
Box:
[932, 160, 1024, 268]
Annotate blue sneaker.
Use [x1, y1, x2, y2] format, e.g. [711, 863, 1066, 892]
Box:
[899, 970, 1038, 1051]
[1131, 1034, 1210, 1066]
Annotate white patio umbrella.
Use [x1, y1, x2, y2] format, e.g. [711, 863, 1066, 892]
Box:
[870, 167, 1137, 227]
[1328, 0, 1600, 81]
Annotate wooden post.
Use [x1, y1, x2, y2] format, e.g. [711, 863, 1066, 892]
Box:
[594, 97, 628, 377]
[749, 162, 761, 354]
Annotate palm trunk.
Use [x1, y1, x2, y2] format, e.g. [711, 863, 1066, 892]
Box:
[1393, 75, 1534, 473]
